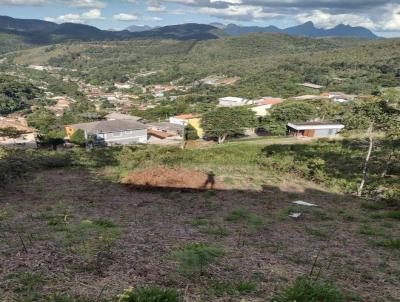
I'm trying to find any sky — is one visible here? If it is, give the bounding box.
[0,0,400,37]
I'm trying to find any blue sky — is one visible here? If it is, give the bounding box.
[1,0,400,36]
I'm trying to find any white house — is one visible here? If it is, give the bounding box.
[287,121,345,138]
[218,97,249,107]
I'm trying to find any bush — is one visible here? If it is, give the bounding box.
[272,277,344,302]
[118,287,181,302]
[70,129,86,146]
[171,243,224,277]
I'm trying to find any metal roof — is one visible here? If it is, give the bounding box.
[68,120,147,134]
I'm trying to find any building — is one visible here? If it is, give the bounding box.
[287,121,344,138]
[105,113,144,122]
[148,122,184,137]
[252,97,284,117]
[65,120,148,146]
[327,92,356,103]
[169,114,204,138]
[290,95,323,101]
[299,82,324,90]
[218,97,249,107]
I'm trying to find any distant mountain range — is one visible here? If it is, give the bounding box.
[223,21,379,39]
[0,16,222,44]
[0,15,379,47]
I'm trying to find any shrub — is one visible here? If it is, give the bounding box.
[70,129,86,146]
[272,277,344,302]
[387,211,400,220]
[171,243,224,277]
[226,208,265,231]
[373,239,400,249]
[118,287,181,302]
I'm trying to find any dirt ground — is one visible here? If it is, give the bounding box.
[0,168,399,301]
[123,167,225,190]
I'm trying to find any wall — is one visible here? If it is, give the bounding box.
[102,129,148,145]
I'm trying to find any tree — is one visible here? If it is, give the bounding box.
[37,130,65,150]
[202,107,256,144]
[184,124,199,141]
[27,109,58,133]
[70,129,86,146]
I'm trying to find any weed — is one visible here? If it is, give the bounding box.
[272,277,344,302]
[226,208,265,231]
[387,211,400,220]
[190,218,209,226]
[357,224,385,236]
[373,239,400,249]
[118,287,181,302]
[210,280,256,296]
[203,226,229,237]
[305,226,330,239]
[171,243,224,277]
[361,202,386,210]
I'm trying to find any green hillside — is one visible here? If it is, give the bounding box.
[7,33,399,97]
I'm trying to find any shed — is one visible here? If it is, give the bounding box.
[287,122,344,138]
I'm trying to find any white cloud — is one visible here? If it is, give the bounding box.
[199,4,280,21]
[65,0,106,9]
[0,0,47,4]
[379,4,400,31]
[113,13,139,21]
[296,10,376,29]
[44,8,104,23]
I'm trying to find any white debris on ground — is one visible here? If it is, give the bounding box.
[289,213,302,218]
[292,200,318,207]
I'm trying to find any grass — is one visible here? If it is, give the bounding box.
[225,208,265,231]
[210,280,256,296]
[118,287,181,302]
[372,239,400,249]
[203,226,230,237]
[272,277,344,302]
[170,243,224,277]
[357,224,385,236]
[387,211,400,220]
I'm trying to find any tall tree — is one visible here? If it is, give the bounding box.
[202,107,256,144]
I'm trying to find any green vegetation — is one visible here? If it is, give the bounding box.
[0,74,42,114]
[118,287,181,302]
[226,208,265,231]
[272,277,344,302]
[202,106,256,143]
[171,243,224,277]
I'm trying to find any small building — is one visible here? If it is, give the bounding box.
[327,92,356,103]
[65,120,148,146]
[252,97,284,117]
[218,97,249,107]
[169,114,204,138]
[287,121,344,138]
[291,95,323,101]
[299,83,324,90]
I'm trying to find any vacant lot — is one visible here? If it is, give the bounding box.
[1,162,399,301]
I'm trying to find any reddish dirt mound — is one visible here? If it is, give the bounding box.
[122,166,223,190]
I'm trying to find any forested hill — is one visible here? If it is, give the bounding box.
[7,32,399,98]
[0,16,222,46]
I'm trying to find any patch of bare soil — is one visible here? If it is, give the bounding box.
[122,166,224,190]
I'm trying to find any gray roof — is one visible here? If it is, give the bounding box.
[105,113,143,121]
[69,120,147,134]
[148,122,184,132]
